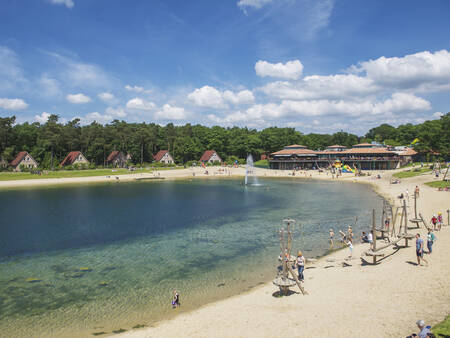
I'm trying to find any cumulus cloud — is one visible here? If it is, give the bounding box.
[188,86,254,108]
[255,60,304,80]
[126,97,156,110]
[0,46,27,92]
[188,85,226,109]
[351,49,450,92]
[105,106,126,118]
[66,93,91,104]
[0,98,29,110]
[223,89,255,104]
[98,92,115,102]
[49,0,74,8]
[433,112,443,118]
[261,74,379,100]
[84,112,113,124]
[39,74,61,97]
[125,84,144,93]
[34,112,51,124]
[155,104,186,120]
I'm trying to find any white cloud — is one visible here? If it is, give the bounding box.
[125,84,144,93]
[433,112,443,118]
[261,74,379,100]
[49,0,74,9]
[0,98,29,110]
[46,52,112,89]
[351,49,450,92]
[223,89,255,104]
[255,60,304,80]
[237,0,273,10]
[34,112,51,124]
[126,97,156,110]
[39,74,61,97]
[66,93,91,104]
[155,104,186,120]
[188,86,255,108]
[84,112,113,124]
[98,92,115,102]
[188,85,226,109]
[0,46,27,92]
[105,106,126,118]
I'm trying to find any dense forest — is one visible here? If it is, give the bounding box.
[0,113,448,169]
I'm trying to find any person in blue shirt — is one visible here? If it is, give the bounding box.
[415,234,428,266]
[427,229,436,254]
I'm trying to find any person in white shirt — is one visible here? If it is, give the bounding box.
[296,251,305,281]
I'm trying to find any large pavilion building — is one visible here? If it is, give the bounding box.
[269,143,413,170]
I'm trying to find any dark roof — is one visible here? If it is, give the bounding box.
[61,151,83,166]
[200,150,221,162]
[353,143,375,148]
[9,151,28,167]
[106,150,122,162]
[153,150,169,162]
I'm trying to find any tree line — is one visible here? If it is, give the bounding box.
[0,113,448,169]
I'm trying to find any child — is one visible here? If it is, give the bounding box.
[329,229,335,247]
[437,212,443,230]
[296,251,305,281]
[346,239,353,258]
[431,215,438,230]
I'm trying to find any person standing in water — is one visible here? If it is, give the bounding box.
[172,289,180,308]
[329,229,335,248]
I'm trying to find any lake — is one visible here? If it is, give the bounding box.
[0,178,382,337]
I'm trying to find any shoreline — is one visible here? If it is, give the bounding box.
[113,169,449,338]
[1,168,448,337]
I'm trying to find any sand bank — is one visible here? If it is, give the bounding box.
[113,171,450,338]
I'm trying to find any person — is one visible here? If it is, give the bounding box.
[415,185,420,198]
[431,215,438,230]
[347,226,354,243]
[172,289,180,308]
[398,193,404,200]
[416,320,431,338]
[427,229,436,254]
[385,217,390,230]
[296,251,305,281]
[406,188,410,201]
[361,231,369,243]
[346,239,353,258]
[329,229,335,247]
[415,234,428,266]
[437,212,443,230]
[367,230,373,245]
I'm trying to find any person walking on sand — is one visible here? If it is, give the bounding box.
[329,229,335,248]
[415,234,428,266]
[415,185,420,198]
[427,229,436,254]
[406,188,409,202]
[431,215,438,230]
[437,212,443,230]
[296,251,305,281]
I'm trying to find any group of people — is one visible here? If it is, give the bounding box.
[329,225,356,258]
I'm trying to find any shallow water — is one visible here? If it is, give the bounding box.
[0,178,382,337]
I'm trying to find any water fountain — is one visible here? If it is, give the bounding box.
[244,154,259,186]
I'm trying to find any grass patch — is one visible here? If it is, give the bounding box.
[0,167,183,181]
[393,168,432,178]
[425,181,450,189]
[112,328,127,333]
[433,314,450,337]
[254,159,269,168]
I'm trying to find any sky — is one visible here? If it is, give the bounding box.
[1,0,449,135]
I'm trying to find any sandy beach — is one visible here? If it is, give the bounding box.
[1,168,449,337]
[102,169,449,338]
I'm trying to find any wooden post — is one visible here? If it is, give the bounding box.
[414,189,418,220]
[372,209,377,264]
[403,199,409,247]
[447,209,450,226]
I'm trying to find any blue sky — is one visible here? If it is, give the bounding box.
[1,0,449,134]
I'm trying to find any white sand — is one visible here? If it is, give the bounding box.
[2,167,449,337]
